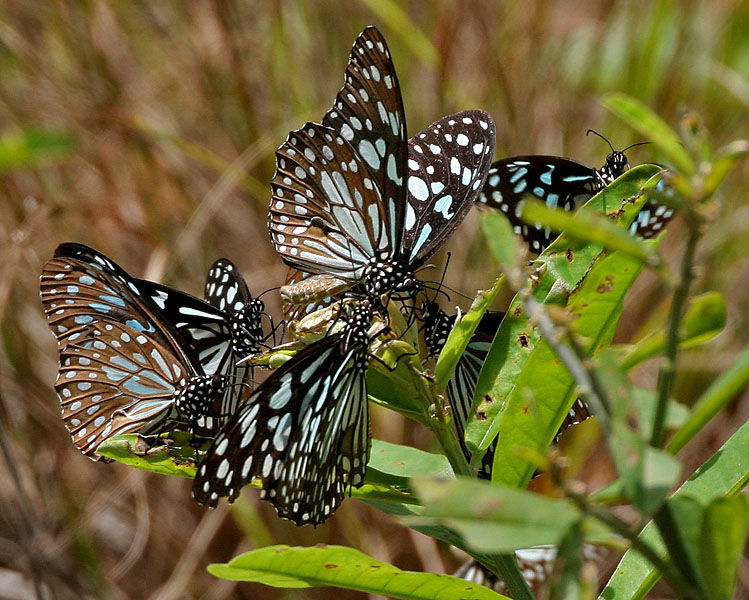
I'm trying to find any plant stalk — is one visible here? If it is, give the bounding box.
[651,223,700,447]
[564,486,701,600]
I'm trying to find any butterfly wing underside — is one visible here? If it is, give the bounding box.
[55,320,188,458]
[193,330,371,526]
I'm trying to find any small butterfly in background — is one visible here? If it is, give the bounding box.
[269,26,496,312]
[41,243,266,457]
[193,300,382,526]
[478,130,674,252]
[454,544,612,597]
[421,301,590,479]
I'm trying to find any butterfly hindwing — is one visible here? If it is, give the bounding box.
[194,303,374,526]
[55,320,205,457]
[403,111,496,265]
[270,122,390,281]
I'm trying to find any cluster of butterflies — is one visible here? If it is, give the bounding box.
[41,26,673,544]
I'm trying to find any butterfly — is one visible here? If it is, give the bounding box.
[41,244,264,456]
[454,544,609,597]
[269,26,496,310]
[193,301,379,526]
[53,320,236,457]
[477,132,674,252]
[421,301,589,479]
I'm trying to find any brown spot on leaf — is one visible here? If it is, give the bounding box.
[605,274,615,281]
[518,334,529,347]
[513,305,523,318]
[596,283,614,293]
[566,248,574,262]
[484,394,494,404]
[522,406,530,415]
[324,564,338,569]
[393,460,405,466]
[477,411,487,421]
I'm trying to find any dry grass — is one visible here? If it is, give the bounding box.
[1,2,748,598]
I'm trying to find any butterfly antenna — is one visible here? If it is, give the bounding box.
[622,141,651,153]
[586,129,615,153]
[422,283,452,303]
[424,280,473,302]
[258,286,282,300]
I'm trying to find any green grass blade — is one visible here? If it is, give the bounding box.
[667,342,749,454]
[617,291,726,371]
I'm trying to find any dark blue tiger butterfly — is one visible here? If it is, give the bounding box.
[421,301,589,479]
[269,26,496,310]
[478,132,674,252]
[454,544,609,597]
[193,300,379,526]
[41,243,264,458]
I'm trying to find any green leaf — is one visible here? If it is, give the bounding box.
[550,521,586,600]
[598,420,749,600]
[658,496,704,590]
[489,248,653,488]
[668,341,749,454]
[602,94,695,175]
[520,200,657,266]
[631,388,690,435]
[96,434,199,478]
[208,544,508,600]
[703,139,749,197]
[481,211,521,273]
[0,128,75,172]
[466,165,660,455]
[699,495,748,600]
[402,477,615,554]
[617,291,726,371]
[434,276,504,395]
[365,440,453,489]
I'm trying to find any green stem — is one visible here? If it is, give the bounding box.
[564,487,701,600]
[651,223,700,447]
[667,341,749,454]
[480,554,535,600]
[427,396,472,478]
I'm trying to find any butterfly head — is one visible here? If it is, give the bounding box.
[363,254,423,301]
[602,151,630,183]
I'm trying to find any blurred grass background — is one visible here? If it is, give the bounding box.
[1,1,748,598]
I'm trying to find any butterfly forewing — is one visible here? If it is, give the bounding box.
[269,122,390,280]
[55,320,189,457]
[204,259,252,313]
[403,110,496,264]
[479,156,601,252]
[322,26,407,245]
